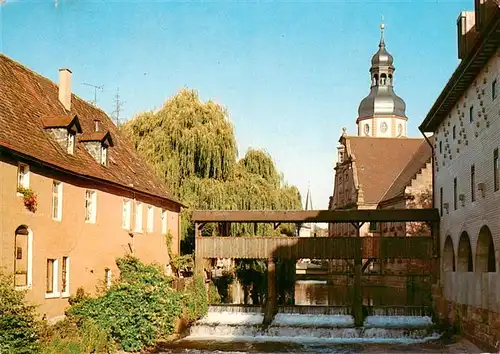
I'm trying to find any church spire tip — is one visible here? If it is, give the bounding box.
[379,22,385,47]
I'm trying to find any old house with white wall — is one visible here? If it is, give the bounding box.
[419,1,500,350]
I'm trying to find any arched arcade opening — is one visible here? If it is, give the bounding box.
[457,231,473,272]
[476,225,496,273]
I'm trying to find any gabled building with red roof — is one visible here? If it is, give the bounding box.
[329,26,433,239]
[0,54,183,320]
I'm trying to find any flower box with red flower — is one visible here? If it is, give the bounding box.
[17,186,38,213]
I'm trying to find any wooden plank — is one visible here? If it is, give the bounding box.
[192,209,440,223]
[196,236,435,260]
[197,236,360,259]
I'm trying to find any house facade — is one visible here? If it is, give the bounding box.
[420,1,500,350]
[0,54,182,320]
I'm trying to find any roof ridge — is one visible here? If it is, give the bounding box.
[0,53,181,206]
[0,53,109,118]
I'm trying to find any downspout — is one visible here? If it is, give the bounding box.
[419,127,435,209]
[419,126,441,264]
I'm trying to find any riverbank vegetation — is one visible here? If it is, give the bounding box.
[1,256,209,353]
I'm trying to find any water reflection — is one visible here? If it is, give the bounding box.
[294,278,431,307]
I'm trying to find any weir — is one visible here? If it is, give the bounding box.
[191,209,441,343]
[184,305,440,344]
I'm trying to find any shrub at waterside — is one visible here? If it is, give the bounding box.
[0,272,40,354]
[66,256,208,352]
[39,318,115,354]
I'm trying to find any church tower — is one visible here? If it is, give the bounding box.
[357,24,408,138]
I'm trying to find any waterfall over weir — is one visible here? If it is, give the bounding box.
[183,305,440,345]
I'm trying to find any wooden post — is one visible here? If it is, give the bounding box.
[352,222,364,327]
[263,257,277,326]
[431,221,440,285]
[194,222,204,278]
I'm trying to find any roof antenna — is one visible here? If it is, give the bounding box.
[111,87,125,127]
[83,83,103,106]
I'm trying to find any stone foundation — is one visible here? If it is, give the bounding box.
[433,285,500,352]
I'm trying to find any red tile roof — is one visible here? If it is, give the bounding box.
[379,139,432,203]
[0,54,180,206]
[79,131,113,145]
[346,136,424,204]
[41,115,81,131]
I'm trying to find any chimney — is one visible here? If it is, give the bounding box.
[58,68,72,111]
[457,11,477,60]
[94,119,101,132]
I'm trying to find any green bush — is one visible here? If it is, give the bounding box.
[183,276,208,322]
[40,318,115,354]
[208,281,222,304]
[0,271,40,354]
[67,256,193,352]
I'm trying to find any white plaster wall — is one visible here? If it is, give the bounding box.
[443,272,500,312]
[434,51,500,311]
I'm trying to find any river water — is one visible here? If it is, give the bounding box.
[155,280,457,353]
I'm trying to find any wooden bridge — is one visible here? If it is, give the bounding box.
[192,208,440,326]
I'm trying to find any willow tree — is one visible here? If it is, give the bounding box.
[122,89,237,196]
[123,89,302,303]
[123,88,301,239]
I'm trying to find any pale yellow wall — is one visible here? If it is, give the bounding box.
[0,156,180,320]
[434,50,500,312]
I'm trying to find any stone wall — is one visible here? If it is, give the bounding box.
[433,279,500,351]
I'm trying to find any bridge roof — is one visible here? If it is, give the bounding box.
[192,209,440,223]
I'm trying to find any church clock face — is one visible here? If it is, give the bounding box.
[380,122,388,133]
[364,124,370,136]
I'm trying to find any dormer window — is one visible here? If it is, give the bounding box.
[67,132,75,154]
[79,126,113,166]
[101,145,108,166]
[42,114,82,155]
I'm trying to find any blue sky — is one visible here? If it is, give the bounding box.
[1,0,471,209]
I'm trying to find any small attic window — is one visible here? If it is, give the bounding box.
[79,129,113,166]
[67,132,75,154]
[101,145,108,166]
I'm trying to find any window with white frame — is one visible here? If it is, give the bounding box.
[122,199,131,230]
[61,256,70,296]
[46,258,59,297]
[134,202,143,232]
[161,209,167,235]
[85,190,97,223]
[67,132,75,154]
[147,206,154,232]
[52,181,63,221]
[105,268,112,289]
[101,146,108,166]
[17,163,29,189]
